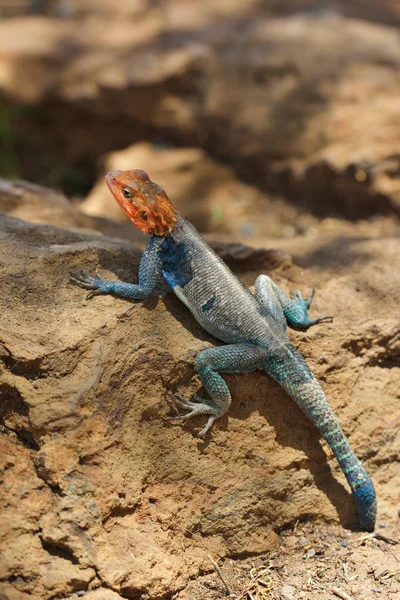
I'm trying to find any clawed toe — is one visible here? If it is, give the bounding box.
[86,289,103,299]
[291,289,304,303]
[70,270,99,288]
[172,395,197,411]
[168,393,219,435]
[70,270,106,297]
[306,287,315,307]
[314,315,333,324]
[290,287,315,309]
[198,415,217,438]
[168,410,197,422]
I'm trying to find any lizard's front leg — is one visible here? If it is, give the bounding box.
[171,343,266,437]
[70,236,165,301]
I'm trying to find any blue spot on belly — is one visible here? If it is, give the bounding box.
[161,237,194,289]
[201,294,216,312]
[162,270,177,288]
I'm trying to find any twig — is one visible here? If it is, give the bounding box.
[358,532,399,545]
[332,587,354,600]
[342,562,349,583]
[209,555,231,596]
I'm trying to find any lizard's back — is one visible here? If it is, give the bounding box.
[161,216,282,347]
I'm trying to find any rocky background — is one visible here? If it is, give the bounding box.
[0,2,399,600]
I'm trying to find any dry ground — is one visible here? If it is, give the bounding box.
[176,520,400,600]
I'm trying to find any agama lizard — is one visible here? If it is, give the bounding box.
[71,169,377,532]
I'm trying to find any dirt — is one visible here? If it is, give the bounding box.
[176,521,400,600]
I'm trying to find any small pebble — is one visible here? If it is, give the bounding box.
[341,540,350,547]
[284,535,299,548]
[304,548,316,559]
[378,522,386,528]
[280,584,297,600]
[374,567,389,580]
[299,536,309,545]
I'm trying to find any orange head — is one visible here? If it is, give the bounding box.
[105,169,177,236]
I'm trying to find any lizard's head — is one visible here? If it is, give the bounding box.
[105,169,177,236]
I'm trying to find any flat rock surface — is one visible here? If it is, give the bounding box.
[0,201,398,599]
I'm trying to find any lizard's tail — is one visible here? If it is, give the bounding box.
[265,344,377,532]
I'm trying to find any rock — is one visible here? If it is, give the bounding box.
[83,142,395,240]
[0,178,85,229]
[283,535,299,549]
[82,590,125,600]
[5,0,400,27]
[0,209,399,599]
[374,567,389,580]
[81,142,271,235]
[0,176,147,244]
[280,584,297,600]
[207,241,291,273]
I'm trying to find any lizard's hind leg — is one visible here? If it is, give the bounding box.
[255,274,332,331]
[170,344,266,437]
[255,274,287,330]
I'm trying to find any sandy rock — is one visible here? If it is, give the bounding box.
[82,142,270,235]
[83,142,391,240]
[83,590,125,600]
[0,178,84,229]
[0,212,399,599]
[82,142,399,240]
[5,0,400,26]
[0,176,150,244]
[209,241,291,273]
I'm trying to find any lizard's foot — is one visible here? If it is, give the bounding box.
[292,287,315,308]
[288,288,333,330]
[169,394,222,438]
[70,270,109,298]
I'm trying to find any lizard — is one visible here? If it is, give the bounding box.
[71,168,377,532]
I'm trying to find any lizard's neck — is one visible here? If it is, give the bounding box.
[162,213,190,239]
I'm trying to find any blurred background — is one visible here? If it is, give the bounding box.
[0,0,399,241]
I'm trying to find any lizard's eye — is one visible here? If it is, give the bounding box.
[141,211,148,221]
[122,187,133,199]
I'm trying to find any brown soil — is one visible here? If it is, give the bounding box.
[176,521,400,600]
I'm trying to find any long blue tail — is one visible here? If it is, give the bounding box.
[265,344,377,531]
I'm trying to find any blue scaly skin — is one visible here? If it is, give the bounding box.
[71,169,377,532]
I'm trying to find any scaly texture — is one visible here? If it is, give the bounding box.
[72,169,377,532]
